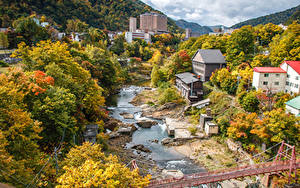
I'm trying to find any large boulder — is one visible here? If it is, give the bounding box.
[109,132,121,139]
[120,112,134,119]
[161,138,173,145]
[117,127,132,135]
[131,144,151,153]
[136,120,158,128]
[158,103,178,111]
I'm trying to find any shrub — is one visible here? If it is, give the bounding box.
[188,126,197,136]
[240,91,259,112]
[158,87,181,105]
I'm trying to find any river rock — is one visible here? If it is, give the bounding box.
[120,112,134,119]
[131,144,151,153]
[161,138,173,145]
[149,139,159,143]
[117,127,132,135]
[144,87,152,90]
[109,132,121,139]
[136,120,158,128]
[158,102,178,111]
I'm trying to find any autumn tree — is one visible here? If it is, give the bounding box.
[12,40,106,133]
[251,109,300,146]
[57,143,151,187]
[228,112,259,146]
[254,23,283,46]
[269,22,300,66]
[210,68,237,94]
[0,74,46,186]
[226,26,255,69]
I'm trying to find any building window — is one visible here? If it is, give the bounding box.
[287,74,290,78]
[274,82,279,86]
[276,74,280,77]
[296,76,299,80]
[264,73,269,77]
[286,81,289,86]
[295,84,299,88]
[263,81,268,85]
[290,83,293,87]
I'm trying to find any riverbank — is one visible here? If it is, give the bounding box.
[131,88,252,171]
[105,117,160,176]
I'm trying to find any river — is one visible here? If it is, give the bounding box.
[108,86,206,174]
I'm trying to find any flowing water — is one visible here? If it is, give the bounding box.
[108,86,206,174]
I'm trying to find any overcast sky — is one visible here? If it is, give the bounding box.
[141,0,299,26]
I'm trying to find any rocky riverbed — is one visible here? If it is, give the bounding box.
[106,86,206,177]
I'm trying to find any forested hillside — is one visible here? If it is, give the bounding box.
[175,19,212,34]
[232,4,300,28]
[0,0,181,32]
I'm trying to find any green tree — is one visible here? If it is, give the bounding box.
[13,16,49,45]
[239,91,259,112]
[110,35,125,55]
[151,65,161,87]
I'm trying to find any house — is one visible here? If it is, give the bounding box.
[285,96,300,117]
[252,67,287,93]
[280,61,300,94]
[175,72,203,103]
[205,121,218,136]
[192,49,226,81]
[199,113,213,131]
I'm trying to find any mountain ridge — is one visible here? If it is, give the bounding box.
[0,0,182,32]
[231,4,300,28]
[175,19,212,35]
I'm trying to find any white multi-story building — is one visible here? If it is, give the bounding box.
[252,67,287,93]
[280,61,300,94]
[125,31,151,43]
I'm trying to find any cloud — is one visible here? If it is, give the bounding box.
[141,0,300,26]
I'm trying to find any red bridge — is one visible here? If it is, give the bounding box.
[147,141,299,188]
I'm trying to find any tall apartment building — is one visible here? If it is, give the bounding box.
[129,17,137,32]
[185,28,192,39]
[140,12,167,33]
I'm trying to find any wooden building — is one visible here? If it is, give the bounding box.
[192,49,226,81]
[175,72,203,103]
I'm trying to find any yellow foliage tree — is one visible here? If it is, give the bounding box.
[57,143,151,188]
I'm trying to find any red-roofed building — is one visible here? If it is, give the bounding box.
[252,67,287,93]
[280,61,300,94]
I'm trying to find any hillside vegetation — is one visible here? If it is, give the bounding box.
[0,0,181,32]
[232,4,300,28]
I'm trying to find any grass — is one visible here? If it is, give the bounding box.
[191,137,239,171]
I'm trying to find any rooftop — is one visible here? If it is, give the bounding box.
[283,61,300,74]
[192,49,225,64]
[175,72,199,84]
[253,67,286,73]
[285,96,300,110]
